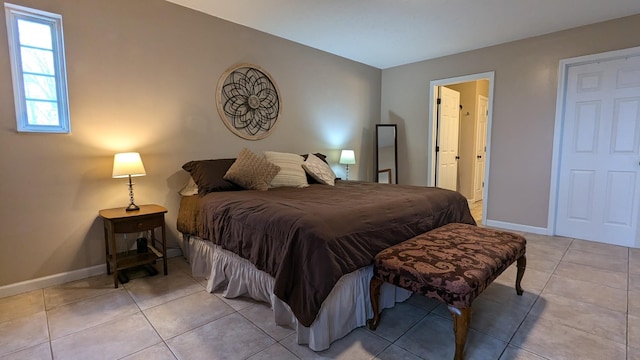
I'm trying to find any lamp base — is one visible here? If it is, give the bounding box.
[125,203,140,211]
[125,175,140,211]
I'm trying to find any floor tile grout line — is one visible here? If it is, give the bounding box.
[372,342,393,360]
[160,305,240,343]
[42,286,55,360]
[559,257,629,276]
[498,236,573,359]
[235,303,292,357]
[49,284,155,358]
[43,281,122,311]
[277,333,305,359]
[556,258,630,275]
[524,270,630,349]
[124,283,177,360]
[389,301,432,335]
[273,337,303,360]
[548,269,629,293]
[549,237,630,296]
[128,282,206,313]
[384,300,516,359]
[161,310,244,359]
[552,237,575,274]
[524,307,629,348]
[367,337,393,360]
[329,296,430,358]
[121,276,207,312]
[388,305,444,360]
[0,289,53,359]
[46,308,149,359]
[523,237,629,356]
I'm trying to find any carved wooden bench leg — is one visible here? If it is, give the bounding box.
[515,255,526,296]
[448,306,471,360]
[368,277,383,330]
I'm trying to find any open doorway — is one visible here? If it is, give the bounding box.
[428,72,495,225]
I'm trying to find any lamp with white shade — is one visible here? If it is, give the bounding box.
[112,152,146,211]
[339,149,356,180]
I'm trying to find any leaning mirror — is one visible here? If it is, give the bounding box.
[375,124,398,184]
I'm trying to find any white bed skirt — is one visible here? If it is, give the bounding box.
[180,234,412,351]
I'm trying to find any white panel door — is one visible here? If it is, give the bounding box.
[437,86,460,191]
[474,95,488,201]
[556,55,640,247]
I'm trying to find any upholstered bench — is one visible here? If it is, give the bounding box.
[368,223,526,360]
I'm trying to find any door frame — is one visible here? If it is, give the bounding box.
[548,45,640,236]
[474,94,489,202]
[428,71,495,225]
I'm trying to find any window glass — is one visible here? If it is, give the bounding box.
[21,47,55,75]
[23,74,57,100]
[17,19,53,49]
[26,100,59,125]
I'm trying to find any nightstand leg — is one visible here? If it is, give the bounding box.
[161,223,168,275]
[103,226,110,275]
[109,231,118,288]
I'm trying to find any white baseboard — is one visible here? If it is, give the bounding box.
[0,248,183,299]
[0,264,106,299]
[484,220,549,235]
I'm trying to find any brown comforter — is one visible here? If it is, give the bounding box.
[177,181,475,327]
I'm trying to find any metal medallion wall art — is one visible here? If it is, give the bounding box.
[216,63,281,140]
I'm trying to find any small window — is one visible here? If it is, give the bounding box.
[5,3,70,133]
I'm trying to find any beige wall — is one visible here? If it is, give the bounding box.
[381,14,640,229]
[0,0,381,286]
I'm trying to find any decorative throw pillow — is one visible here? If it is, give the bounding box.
[264,151,309,188]
[178,176,199,196]
[223,148,281,191]
[302,153,336,186]
[182,158,243,194]
[301,153,329,183]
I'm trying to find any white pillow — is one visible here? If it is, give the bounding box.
[302,153,336,186]
[264,151,309,188]
[179,176,199,196]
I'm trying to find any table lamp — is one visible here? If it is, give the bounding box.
[112,152,146,211]
[339,149,356,180]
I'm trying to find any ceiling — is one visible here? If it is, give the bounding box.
[166,0,640,69]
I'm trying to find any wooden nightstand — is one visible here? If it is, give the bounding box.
[99,204,168,288]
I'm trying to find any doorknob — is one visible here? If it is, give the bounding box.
[477,155,482,159]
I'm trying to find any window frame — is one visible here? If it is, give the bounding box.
[5,2,71,133]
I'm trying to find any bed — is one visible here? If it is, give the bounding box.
[176,165,475,350]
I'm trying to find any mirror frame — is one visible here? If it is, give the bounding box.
[375,124,398,184]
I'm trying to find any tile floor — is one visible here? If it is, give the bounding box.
[1,233,639,360]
